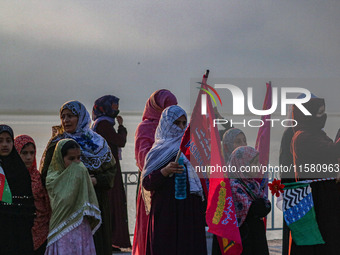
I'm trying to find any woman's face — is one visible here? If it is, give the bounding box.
[316,105,325,117]
[173,115,187,130]
[20,143,35,169]
[60,109,79,134]
[63,148,81,168]
[233,133,247,150]
[0,132,13,157]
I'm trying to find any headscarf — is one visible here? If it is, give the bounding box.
[141,105,203,214]
[14,135,37,174]
[222,128,245,162]
[135,89,178,170]
[0,125,33,202]
[91,95,122,159]
[0,125,35,255]
[229,146,267,226]
[46,139,101,247]
[292,98,326,133]
[91,95,120,131]
[45,100,112,172]
[14,135,51,250]
[285,93,318,128]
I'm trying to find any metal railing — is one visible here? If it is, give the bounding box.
[121,170,283,232]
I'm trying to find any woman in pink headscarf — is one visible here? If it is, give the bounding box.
[132,89,177,255]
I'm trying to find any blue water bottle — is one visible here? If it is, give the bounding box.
[175,157,187,200]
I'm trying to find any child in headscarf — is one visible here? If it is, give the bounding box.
[0,125,35,255]
[14,135,51,255]
[229,146,271,255]
[212,128,247,255]
[142,105,206,255]
[222,128,247,163]
[45,139,101,255]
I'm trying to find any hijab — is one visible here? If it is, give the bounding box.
[46,139,101,247]
[91,95,120,131]
[0,125,33,201]
[44,100,113,172]
[292,98,326,133]
[14,134,51,250]
[229,146,266,226]
[222,128,245,162]
[142,105,203,214]
[135,89,178,170]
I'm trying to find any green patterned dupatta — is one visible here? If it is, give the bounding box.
[46,139,101,246]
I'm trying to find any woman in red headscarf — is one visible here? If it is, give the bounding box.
[14,135,51,255]
[132,89,177,255]
[290,97,340,254]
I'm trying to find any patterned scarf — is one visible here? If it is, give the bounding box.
[229,146,267,226]
[51,100,112,171]
[91,95,122,159]
[142,105,203,214]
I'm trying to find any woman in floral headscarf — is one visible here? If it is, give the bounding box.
[229,146,271,255]
[14,135,51,255]
[133,89,177,255]
[142,105,206,255]
[91,95,131,250]
[40,100,116,255]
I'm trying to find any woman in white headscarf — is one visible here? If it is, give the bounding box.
[142,105,206,255]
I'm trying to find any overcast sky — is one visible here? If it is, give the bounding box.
[1,0,340,113]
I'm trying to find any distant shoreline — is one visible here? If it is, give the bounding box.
[0,110,145,116]
[2,110,340,117]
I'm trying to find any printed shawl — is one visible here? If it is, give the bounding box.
[46,139,101,246]
[42,100,112,172]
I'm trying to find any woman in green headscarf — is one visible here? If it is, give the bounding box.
[45,139,101,255]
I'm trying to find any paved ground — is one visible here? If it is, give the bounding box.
[112,239,283,255]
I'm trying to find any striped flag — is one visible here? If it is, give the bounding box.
[0,165,12,203]
[283,182,324,245]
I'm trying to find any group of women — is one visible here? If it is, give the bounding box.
[0,96,131,255]
[132,90,340,255]
[1,89,340,255]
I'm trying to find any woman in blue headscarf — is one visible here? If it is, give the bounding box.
[40,100,116,255]
[91,95,131,251]
[142,105,206,255]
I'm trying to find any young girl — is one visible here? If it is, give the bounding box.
[229,146,271,255]
[45,139,102,255]
[222,128,247,163]
[0,125,35,255]
[213,128,248,255]
[14,135,51,255]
